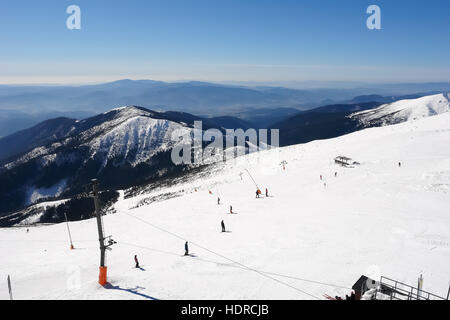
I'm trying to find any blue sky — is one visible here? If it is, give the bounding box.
[0,0,449,84]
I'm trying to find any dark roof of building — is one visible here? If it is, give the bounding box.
[352,275,369,291]
[335,156,352,161]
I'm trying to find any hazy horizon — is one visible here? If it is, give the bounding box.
[1,78,450,90]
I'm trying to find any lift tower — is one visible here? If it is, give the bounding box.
[91,179,115,285]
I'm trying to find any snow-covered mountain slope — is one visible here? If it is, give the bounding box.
[350,93,449,127]
[88,114,191,169]
[0,103,273,218]
[4,106,192,170]
[1,198,71,227]
[0,106,197,215]
[1,112,449,300]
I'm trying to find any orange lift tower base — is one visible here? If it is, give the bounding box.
[99,266,108,286]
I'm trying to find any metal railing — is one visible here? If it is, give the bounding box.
[376,276,446,301]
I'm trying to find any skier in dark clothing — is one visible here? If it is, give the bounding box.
[256,190,259,198]
[184,241,189,256]
[134,255,140,268]
[230,205,233,214]
[265,188,268,197]
[217,197,220,205]
[221,220,226,232]
[398,162,402,167]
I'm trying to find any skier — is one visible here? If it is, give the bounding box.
[256,190,260,198]
[221,220,226,232]
[26,228,29,233]
[320,175,323,180]
[217,197,220,205]
[265,188,268,197]
[398,162,402,168]
[334,172,337,178]
[230,205,233,214]
[134,255,140,268]
[184,241,189,256]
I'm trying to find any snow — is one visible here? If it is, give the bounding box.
[1,112,450,300]
[26,179,67,206]
[0,198,70,229]
[16,212,46,226]
[1,106,197,201]
[107,106,129,113]
[89,115,192,168]
[350,93,449,126]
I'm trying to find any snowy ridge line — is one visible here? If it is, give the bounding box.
[120,210,322,299]
[119,240,352,290]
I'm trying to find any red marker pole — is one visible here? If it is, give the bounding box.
[64,212,74,250]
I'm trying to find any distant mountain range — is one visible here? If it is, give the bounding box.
[0,108,269,163]
[1,79,449,137]
[271,102,381,146]
[0,109,95,138]
[347,92,444,104]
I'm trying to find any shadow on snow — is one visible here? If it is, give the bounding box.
[103,282,159,300]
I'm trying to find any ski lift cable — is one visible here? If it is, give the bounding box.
[261,271,352,290]
[123,211,320,299]
[2,223,345,293]
[0,239,97,243]
[120,239,351,290]
[121,210,322,300]
[244,169,259,189]
[120,241,182,257]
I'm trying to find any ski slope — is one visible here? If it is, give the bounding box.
[1,112,450,300]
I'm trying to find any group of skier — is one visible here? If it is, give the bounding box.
[134,241,191,267]
[320,172,338,181]
[319,171,341,188]
[255,188,269,198]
